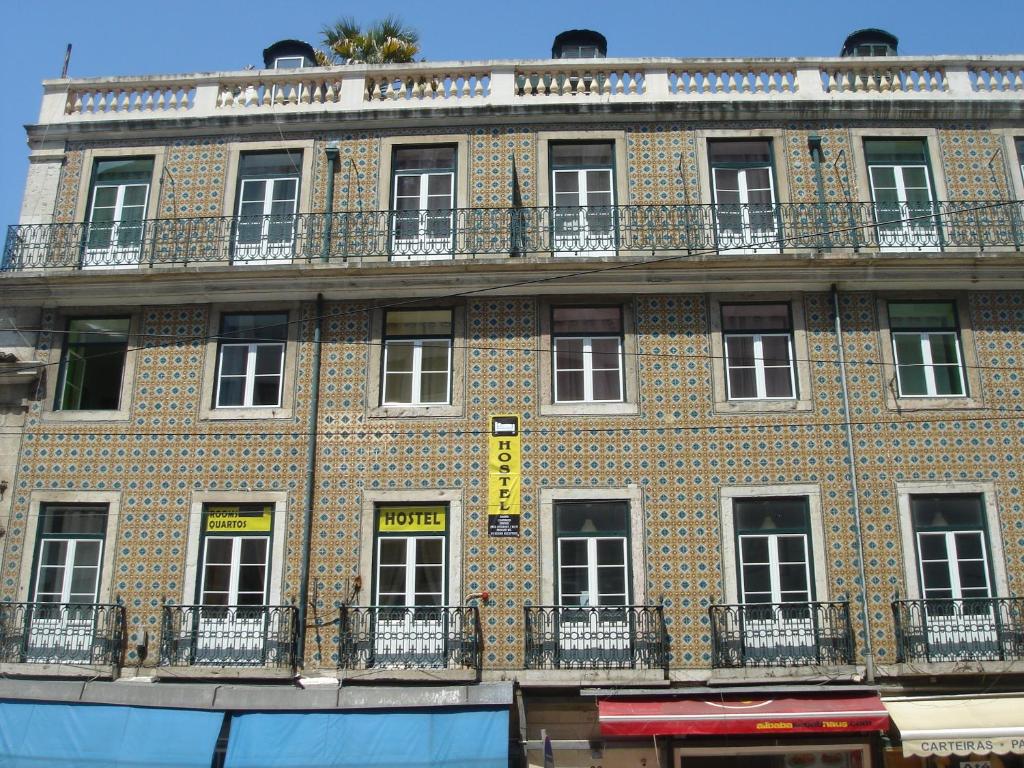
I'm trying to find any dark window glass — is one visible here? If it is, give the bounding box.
[219,313,289,341]
[864,139,929,165]
[555,501,629,534]
[722,304,791,332]
[552,306,622,334]
[911,494,985,529]
[735,497,809,531]
[39,504,108,536]
[94,158,154,184]
[393,146,456,172]
[239,151,302,178]
[550,142,614,167]
[708,140,773,165]
[57,318,130,410]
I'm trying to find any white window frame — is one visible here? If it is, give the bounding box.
[557,534,629,608]
[33,538,104,604]
[916,529,992,603]
[199,534,271,606]
[214,314,288,409]
[390,166,456,260]
[710,164,779,253]
[888,301,966,399]
[552,334,624,404]
[84,179,151,269]
[737,532,812,605]
[723,330,796,401]
[550,164,616,257]
[867,162,940,251]
[381,310,453,407]
[375,534,446,607]
[233,173,300,263]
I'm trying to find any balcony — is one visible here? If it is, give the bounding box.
[338,605,481,672]
[893,597,1024,663]
[523,605,668,670]
[4,201,1021,272]
[158,604,298,673]
[34,57,1024,129]
[709,601,855,668]
[0,601,125,670]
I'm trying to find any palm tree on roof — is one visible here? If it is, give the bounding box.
[319,15,420,65]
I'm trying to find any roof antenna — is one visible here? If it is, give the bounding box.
[60,44,72,78]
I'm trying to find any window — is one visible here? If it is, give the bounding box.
[555,501,630,608]
[888,301,965,397]
[390,146,456,260]
[733,498,813,606]
[84,158,153,268]
[864,139,940,250]
[55,318,130,411]
[26,504,109,663]
[907,493,1001,660]
[198,505,272,608]
[214,313,288,408]
[708,140,779,252]
[550,142,616,256]
[31,504,108,607]
[552,306,624,403]
[722,304,795,400]
[1016,138,1024,189]
[381,310,452,406]
[233,151,301,262]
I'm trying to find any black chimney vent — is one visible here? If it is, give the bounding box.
[840,29,899,57]
[552,30,607,59]
[262,39,318,69]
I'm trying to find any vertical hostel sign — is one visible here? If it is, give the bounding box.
[488,415,521,537]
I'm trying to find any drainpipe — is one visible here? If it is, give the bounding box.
[809,136,831,251]
[322,143,339,262]
[297,293,324,667]
[831,283,875,683]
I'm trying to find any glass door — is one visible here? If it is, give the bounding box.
[550,143,616,256]
[196,535,270,664]
[374,535,446,666]
[865,139,940,251]
[84,158,153,268]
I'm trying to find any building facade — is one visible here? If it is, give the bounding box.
[1,30,1023,768]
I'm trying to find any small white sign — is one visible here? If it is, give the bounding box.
[962,761,991,768]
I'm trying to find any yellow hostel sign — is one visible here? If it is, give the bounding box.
[378,505,447,533]
[204,505,273,533]
[488,414,521,537]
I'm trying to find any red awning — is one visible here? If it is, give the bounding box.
[599,694,890,738]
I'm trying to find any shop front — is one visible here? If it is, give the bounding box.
[598,690,890,768]
[883,695,1024,768]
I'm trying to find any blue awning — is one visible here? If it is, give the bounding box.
[0,701,224,768]
[225,707,509,768]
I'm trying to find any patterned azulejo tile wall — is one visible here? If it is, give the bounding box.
[8,291,1023,669]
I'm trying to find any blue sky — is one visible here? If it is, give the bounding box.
[1,0,1020,227]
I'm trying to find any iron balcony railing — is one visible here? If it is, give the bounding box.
[0,601,126,667]
[892,596,1024,663]
[338,605,482,671]
[159,604,298,669]
[4,200,1022,271]
[523,605,669,670]
[709,600,855,668]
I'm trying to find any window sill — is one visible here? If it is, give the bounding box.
[539,401,639,417]
[714,398,813,414]
[888,395,984,411]
[367,403,463,418]
[201,407,295,421]
[42,408,131,422]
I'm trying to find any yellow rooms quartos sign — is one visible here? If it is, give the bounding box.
[488,415,521,537]
[204,505,273,533]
